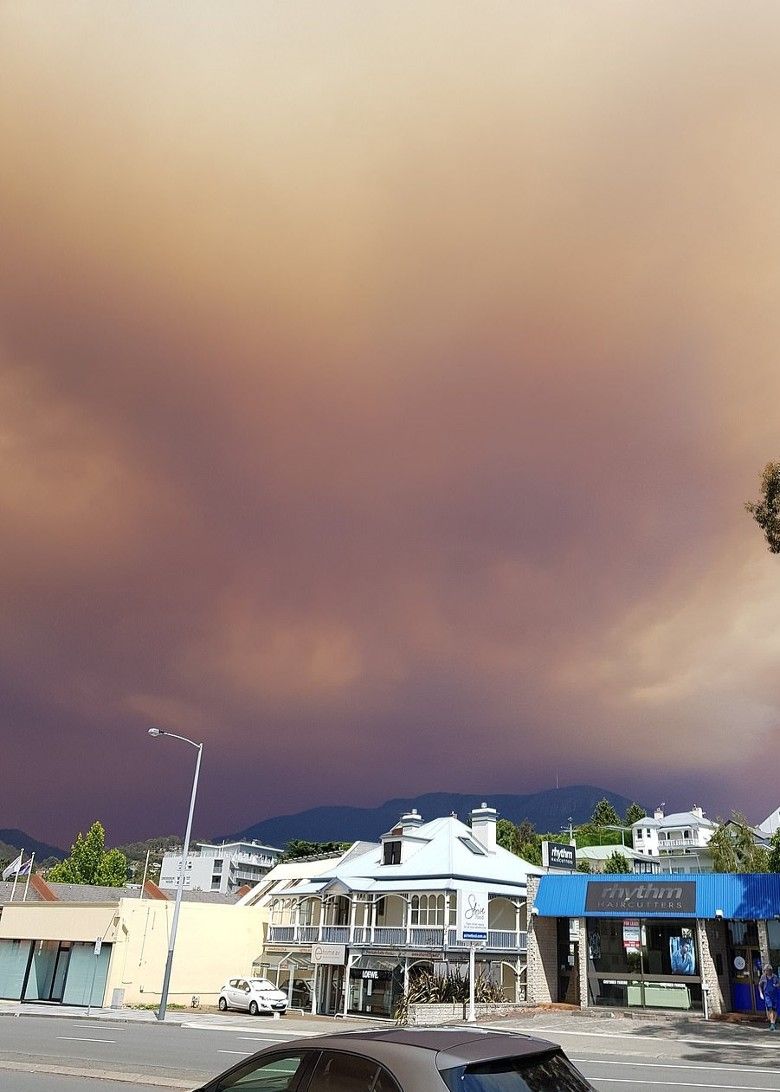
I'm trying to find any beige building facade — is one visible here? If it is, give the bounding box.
[0,879,266,1009]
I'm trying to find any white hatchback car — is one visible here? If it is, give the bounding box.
[218,977,288,1016]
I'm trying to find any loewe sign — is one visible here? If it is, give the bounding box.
[585,881,696,914]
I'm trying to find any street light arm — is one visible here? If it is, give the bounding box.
[148,727,202,751]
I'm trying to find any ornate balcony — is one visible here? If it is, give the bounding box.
[266,923,527,952]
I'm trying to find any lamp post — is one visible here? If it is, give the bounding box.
[147,726,203,1021]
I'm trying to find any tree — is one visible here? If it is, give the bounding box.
[575,821,622,849]
[47,822,127,886]
[603,851,630,873]
[496,819,520,855]
[516,819,537,846]
[591,799,621,828]
[518,837,543,867]
[746,462,780,553]
[281,840,350,861]
[624,803,646,826]
[576,860,593,873]
[709,814,768,873]
[768,830,780,873]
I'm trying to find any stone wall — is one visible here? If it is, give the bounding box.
[407,1001,521,1025]
[696,919,722,1015]
[526,875,559,1005]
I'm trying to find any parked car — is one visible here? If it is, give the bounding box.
[217,977,288,1016]
[193,1026,596,1090]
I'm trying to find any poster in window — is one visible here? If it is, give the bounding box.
[669,929,696,975]
[622,919,641,950]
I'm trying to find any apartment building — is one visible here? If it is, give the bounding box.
[160,840,283,895]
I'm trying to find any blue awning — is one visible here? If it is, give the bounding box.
[535,873,780,920]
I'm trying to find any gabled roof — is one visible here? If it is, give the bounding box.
[656,811,716,829]
[758,807,780,836]
[248,814,540,901]
[576,844,648,861]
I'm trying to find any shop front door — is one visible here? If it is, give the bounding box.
[730,947,763,1013]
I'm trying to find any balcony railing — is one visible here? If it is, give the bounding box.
[266,924,527,952]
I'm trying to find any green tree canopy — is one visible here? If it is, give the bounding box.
[603,851,631,874]
[624,803,647,826]
[574,822,623,849]
[767,830,780,873]
[518,837,543,866]
[746,462,780,553]
[496,819,520,855]
[709,814,768,873]
[516,819,537,846]
[591,799,621,828]
[281,840,350,861]
[47,822,127,887]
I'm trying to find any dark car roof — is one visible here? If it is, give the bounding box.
[279,1026,558,1069]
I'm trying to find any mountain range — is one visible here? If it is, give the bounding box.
[223,785,641,847]
[2,786,642,861]
[0,828,65,862]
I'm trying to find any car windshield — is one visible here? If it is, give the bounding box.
[249,979,277,991]
[441,1050,593,1092]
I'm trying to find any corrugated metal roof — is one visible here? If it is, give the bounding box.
[535,873,780,920]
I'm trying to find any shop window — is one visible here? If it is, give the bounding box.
[586,917,702,1011]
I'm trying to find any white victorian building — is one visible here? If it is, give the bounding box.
[240,804,539,1018]
[631,805,717,872]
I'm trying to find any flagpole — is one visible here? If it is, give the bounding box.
[23,853,35,901]
[10,850,23,903]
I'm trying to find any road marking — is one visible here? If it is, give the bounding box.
[218,1049,253,1056]
[237,1036,284,1042]
[586,1081,774,1090]
[504,1024,774,1050]
[56,1036,116,1044]
[573,1057,780,1076]
[181,1021,322,1036]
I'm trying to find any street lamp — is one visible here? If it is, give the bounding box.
[147,726,203,1021]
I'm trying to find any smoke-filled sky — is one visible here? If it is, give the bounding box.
[2,2,780,848]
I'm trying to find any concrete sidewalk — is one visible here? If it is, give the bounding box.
[489,1004,780,1044]
[0,1000,379,1033]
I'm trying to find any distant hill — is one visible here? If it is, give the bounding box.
[0,829,65,862]
[223,785,642,847]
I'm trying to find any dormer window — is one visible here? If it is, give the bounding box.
[383,840,402,865]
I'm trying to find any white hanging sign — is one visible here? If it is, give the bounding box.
[456,886,488,944]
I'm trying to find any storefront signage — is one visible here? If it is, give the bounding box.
[585,881,696,914]
[311,943,346,965]
[354,969,392,981]
[456,886,488,943]
[542,840,576,870]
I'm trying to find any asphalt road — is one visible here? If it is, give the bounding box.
[3,1010,780,1090]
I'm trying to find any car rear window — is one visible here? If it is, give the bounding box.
[441,1050,593,1092]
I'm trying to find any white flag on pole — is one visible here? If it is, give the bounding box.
[2,853,23,880]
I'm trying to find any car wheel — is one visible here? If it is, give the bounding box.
[249,1000,259,1016]
[218,997,228,1011]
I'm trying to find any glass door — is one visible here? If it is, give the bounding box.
[730,946,763,1013]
